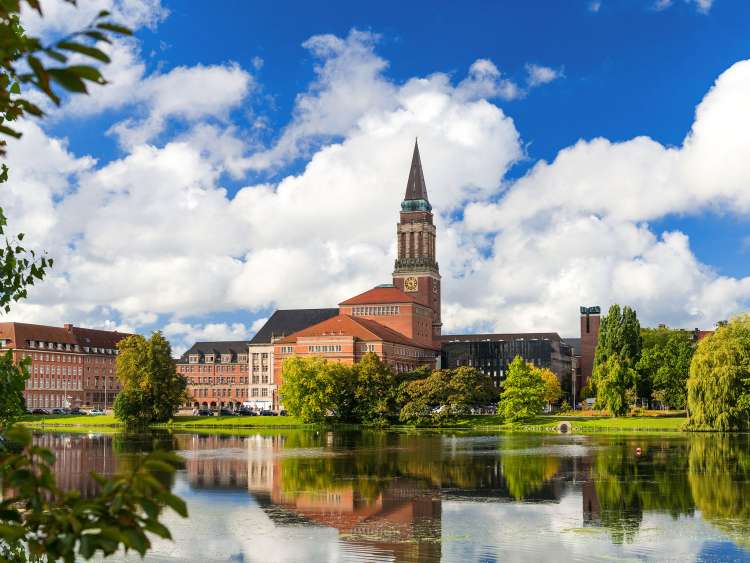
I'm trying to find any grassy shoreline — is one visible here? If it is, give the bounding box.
[19,413,689,433]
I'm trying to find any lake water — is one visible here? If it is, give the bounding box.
[34,429,750,562]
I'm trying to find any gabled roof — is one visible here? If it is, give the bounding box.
[179,341,250,363]
[339,286,419,306]
[277,314,439,350]
[404,139,429,202]
[70,326,131,348]
[249,308,339,344]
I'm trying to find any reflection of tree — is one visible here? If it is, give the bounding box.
[502,454,560,501]
[689,434,750,549]
[591,438,694,544]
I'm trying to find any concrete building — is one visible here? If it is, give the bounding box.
[0,322,131,410]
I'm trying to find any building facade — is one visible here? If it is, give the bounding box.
[248,308,339,411]
[178,341,250,410]
[0,322,131,410]
[440,332,575,388]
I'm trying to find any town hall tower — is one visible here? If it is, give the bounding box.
[392,140,442,342]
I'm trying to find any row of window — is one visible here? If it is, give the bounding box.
[191,388,248,398]
[279,346,294,354]
[27,340,117,355]
[187,353,251,364]
[186,376,250,385]
[351,306,400,316]
[307,345,342,353]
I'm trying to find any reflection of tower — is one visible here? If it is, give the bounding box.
[579,306,601,392]
[580,456,601,526]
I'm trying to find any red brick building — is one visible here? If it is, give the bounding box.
[176,341,250,411]
[0,322,131,410]
[274,141,441,384]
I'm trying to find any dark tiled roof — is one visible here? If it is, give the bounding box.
[441,332,563,343]
[70,326,131,348]
[179,341,250,363]
[0,322,131,351]
[249,308,339,344]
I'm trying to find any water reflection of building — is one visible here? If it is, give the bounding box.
[175,434,249,491]
[33,433,118,497]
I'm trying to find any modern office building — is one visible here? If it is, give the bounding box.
[440,332,575,388]
[0,322,131,409]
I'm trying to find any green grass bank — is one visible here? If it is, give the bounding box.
[19,413,688,433]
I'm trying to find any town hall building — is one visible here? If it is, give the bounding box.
[273,141,442,389]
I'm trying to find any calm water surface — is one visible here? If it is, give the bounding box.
[35,430,750,562]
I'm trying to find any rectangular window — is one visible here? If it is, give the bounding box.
[251,388,259,397]
[261,388,268,397]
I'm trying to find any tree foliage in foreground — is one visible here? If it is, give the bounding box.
[0,427,186,562]
[498,356,545,422]
[0,0,131,312]
[591,304,642,398]
[114,332,187,426]
[687,315,750,431]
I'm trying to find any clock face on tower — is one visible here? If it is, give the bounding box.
[404,276,418,292]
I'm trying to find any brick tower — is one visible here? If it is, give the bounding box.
[392,140,442,343]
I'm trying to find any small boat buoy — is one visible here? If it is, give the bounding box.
[636,447,642,456]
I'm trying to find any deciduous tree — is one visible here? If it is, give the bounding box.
[498,356,545,422]
[113,332,186,426]
[539,367,562,408]
[687,315,750,431]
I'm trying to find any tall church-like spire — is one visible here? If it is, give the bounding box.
[402,139,432,212]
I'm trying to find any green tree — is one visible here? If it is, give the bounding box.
[539,367,562,408]
[0,349,28,430]
[591,304,641,401]
[687,315,750,431]
[637,330,693,409]
[353,352,397,424]
[279,356,357,423]
[595,355,636,416]
[399,366,496,425]
[0,1,132,312]
[113,332,186,426]
[498,356,545,422]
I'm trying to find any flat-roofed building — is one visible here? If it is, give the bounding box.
[440,332,574,391]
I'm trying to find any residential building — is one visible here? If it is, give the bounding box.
[440,332,575,389]
[0,322,131,409]
[178,341,250,410]
[248,308,338,411]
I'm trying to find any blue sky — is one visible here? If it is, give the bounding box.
[7,0,750,350]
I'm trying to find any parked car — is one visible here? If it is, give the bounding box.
[31,408,49,415]
[88,409,105,416]
[69,407,82,415]
[218,408,236,416]
[259,410,277,417]
[51,408,65,415]
[279,410,288,416]
[237,408,257,416]
[196,409,213,416]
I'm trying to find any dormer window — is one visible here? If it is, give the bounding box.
[221,353,231,364]
[204,354,214,364]
[29,340,35,348]
[238,354,248,363]
[189,354,199,364]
